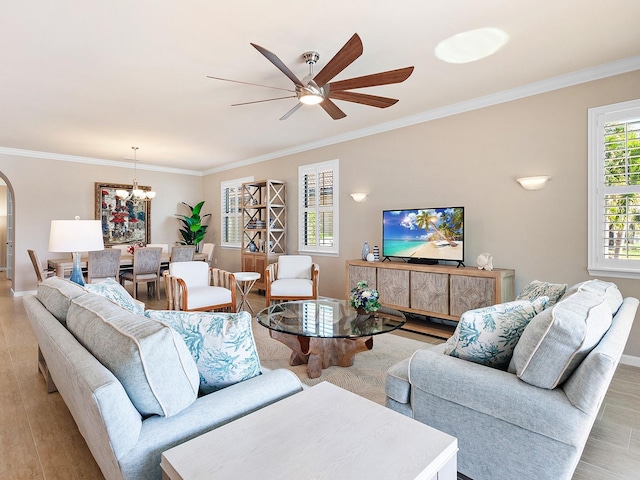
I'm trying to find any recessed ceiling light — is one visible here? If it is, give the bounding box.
[435,27,509,64]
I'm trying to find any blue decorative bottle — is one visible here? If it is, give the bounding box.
[361,242,370,260]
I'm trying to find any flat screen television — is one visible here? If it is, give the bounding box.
[382,207,464,265]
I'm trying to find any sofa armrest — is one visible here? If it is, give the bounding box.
[408,349,591,445]
[117,368,303,479]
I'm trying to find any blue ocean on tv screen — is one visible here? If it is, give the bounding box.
[382,207,464,261]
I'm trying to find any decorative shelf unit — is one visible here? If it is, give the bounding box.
[346,260,515,338]
[241,180,286,290]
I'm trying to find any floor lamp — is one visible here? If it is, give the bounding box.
[48,217,104,286]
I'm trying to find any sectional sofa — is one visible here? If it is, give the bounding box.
[23,277,303,480]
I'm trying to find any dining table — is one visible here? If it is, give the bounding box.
[47,251,207,278]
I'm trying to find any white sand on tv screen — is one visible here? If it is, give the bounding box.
[409,241,464,261]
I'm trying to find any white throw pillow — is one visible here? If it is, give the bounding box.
[444,297,549,370]
[146,310,262,394]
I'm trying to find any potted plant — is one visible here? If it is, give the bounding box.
[176,201,211,249]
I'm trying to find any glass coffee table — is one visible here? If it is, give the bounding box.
[256,298,406,378]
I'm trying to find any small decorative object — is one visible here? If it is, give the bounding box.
[349,281,381,314]
[249,241,257,252]
[476,252,494,271]
[127,242,145,254]
[361,241,370,260]
[366,253,375,262]
[373,245,380,261]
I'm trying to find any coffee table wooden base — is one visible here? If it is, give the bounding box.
[269,330,374,378]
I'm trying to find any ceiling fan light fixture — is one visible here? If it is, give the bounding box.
[299,93,324,105]
[435,27,509,64]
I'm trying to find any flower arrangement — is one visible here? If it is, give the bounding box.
[126,242,145,254]
[349,281,381,313]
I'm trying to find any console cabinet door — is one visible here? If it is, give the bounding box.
[449,276,495,317]
[377,268,410,308]
[348,265,377,292]
[410,271,449,315]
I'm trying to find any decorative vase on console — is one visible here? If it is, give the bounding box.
[361,242,370,260]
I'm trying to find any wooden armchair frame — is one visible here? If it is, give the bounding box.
[164,267,237,313]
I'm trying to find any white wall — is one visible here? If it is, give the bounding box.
[0,154,205,293]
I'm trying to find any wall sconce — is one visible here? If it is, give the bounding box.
[516,176,551,191]
[350,193,368,203]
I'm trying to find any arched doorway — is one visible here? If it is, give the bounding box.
[0,172,15,291]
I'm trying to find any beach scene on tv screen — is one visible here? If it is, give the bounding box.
[383,208,464,261]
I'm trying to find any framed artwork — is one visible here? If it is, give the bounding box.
[95,182,151,246]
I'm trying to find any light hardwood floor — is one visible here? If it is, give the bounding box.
[1,272,639,479]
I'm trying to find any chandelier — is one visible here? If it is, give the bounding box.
[116,147,156,204]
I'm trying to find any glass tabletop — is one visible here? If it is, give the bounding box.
[256,298,406,339]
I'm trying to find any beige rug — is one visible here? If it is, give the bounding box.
[252,318,439,405]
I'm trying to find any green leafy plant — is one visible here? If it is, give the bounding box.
[176,201,211,246]
[349,281,381,313]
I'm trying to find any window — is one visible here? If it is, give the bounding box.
[221,176,253,248]
[298,159,339,255]
[588,99,640,278]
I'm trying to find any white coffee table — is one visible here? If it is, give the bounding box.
[233,271,261,314]
[161,382,458,480]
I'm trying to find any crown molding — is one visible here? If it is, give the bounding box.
[0,147,202,176]
[206,54,640,174]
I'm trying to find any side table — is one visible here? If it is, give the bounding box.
[233,271,261,314]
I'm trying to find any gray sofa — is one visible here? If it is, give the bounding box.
[386,282,638,480]
[23,277,303,480]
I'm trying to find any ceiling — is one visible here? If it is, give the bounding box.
[2,0,640,173]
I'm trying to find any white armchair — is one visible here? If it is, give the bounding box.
[165,261,236,312]
[265,255,319,306]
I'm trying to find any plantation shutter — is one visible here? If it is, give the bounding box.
[602,117,640,260]
[221,177,252,248]
[299,160,339,254]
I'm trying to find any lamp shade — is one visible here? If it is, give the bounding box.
[49,219,104,253]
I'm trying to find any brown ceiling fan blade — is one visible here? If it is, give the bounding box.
[231,95,296,107]
[250,43,304,87]
[207,76,295,93]
[329,66,414,91]
[320,98,347,120]
[280,102,303,120]
[312,33,364,87]
[329,90,398,108]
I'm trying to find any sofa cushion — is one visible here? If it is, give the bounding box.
[83,278,144,315]
[146,310,262,394]
[516,280,567,308]
[443,297,549,370]
[66,293,199,417]
[509,290,613,389]
[562,279,623,315]
[36,276,87,325]
[277,255,312,279]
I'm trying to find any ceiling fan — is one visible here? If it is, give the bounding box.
[207,33,414,120]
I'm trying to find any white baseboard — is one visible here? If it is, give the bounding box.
[620,354,640,367]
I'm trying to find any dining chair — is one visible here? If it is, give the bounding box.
[170,245,196,263]
[201,243,215,266]
[87,248,122,284]
[146,243,170,253]
[28,249,56,283]
[264,255,319,306]
[165,261,236,312]
[120,247,163,300]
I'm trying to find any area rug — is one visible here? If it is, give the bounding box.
[252,319,438,405]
